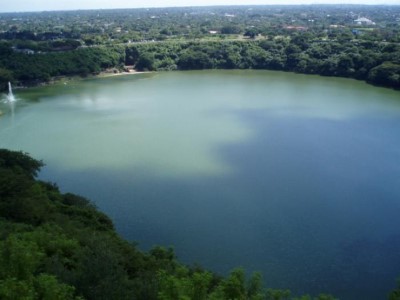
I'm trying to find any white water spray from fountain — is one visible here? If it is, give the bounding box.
[0,82,16,124]
[7,82,15,102]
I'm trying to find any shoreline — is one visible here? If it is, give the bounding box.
[13,68,149,90]
[9,67,399,92]
[54,68,150,84]
[93,69,148,78]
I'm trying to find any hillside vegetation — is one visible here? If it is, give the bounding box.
[0,38,399,91]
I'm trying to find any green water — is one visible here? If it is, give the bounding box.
[1,70,400,299]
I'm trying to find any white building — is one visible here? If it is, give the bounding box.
[354,17,376,26]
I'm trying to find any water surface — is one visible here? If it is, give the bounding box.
[1,70,400,299]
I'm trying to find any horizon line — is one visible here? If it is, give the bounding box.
[1,3,399,14]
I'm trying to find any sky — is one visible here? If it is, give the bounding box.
[0,0,399,13]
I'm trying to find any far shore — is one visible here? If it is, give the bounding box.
[55,68,150,84]
[11,68,150,90]
[94,69,149,78]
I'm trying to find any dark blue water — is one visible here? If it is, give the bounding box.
[42,110,400,299]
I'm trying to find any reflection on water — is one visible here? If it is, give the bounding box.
[9,100,15,125]
[0,94,17,126]
[1,70,400,299]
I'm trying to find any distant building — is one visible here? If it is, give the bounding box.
[284,26,307,31]
[209,30,218,34]
[329,25,346,28]
[354,17,375,26]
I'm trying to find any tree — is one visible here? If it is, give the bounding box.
[368,62,400,88]
[0,68,13,91]
[0,149,44,179]
[0,236,43,281]
[177,50,213,70]
[222,268,246,300]
[265,288,291,300]
[247,272,264,300]
[244,28,259,39]
[125,46,140,65]
[136,53,155,71]
[221,25,242,34]
[191,272,213,300]
[34,274,79,300]
[389,279,400,300]
[337,54,355,77]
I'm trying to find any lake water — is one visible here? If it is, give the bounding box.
[1,70,400,299]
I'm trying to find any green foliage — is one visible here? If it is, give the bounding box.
[0,174,51,224]
[34,274,79,300]
[136,53,156,71]
[221,25,243,35]
[0,276,80,300]
[222,268,247,300]
[178,50,213,70]
[0,232,80,300]
[247,272,264,300]
[157,270,188,300]
[125,46,140,65]
[0,46,126,85]
[0,236,44,280]
[314,295,338,300]
[62,193,95,209]
[293,295,338,300]
[0,150,55,225]
[119,37,399,89]
[266,288,291,300]
[368,62,400,89]
[389,279,400,300]
[0,149,43,178]
[190,271,213,300]
[0,278,36,300]
[244,28,259,39]
[0,68,13,91]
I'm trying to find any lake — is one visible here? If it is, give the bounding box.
[1,70,400,299]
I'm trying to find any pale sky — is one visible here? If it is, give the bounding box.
[0,0,399,13]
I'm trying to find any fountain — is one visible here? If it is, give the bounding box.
[0,81,16,120]
[7,82,15,102]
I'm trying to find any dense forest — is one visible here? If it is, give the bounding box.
[0,148,359,300]
[0,5,399,91]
